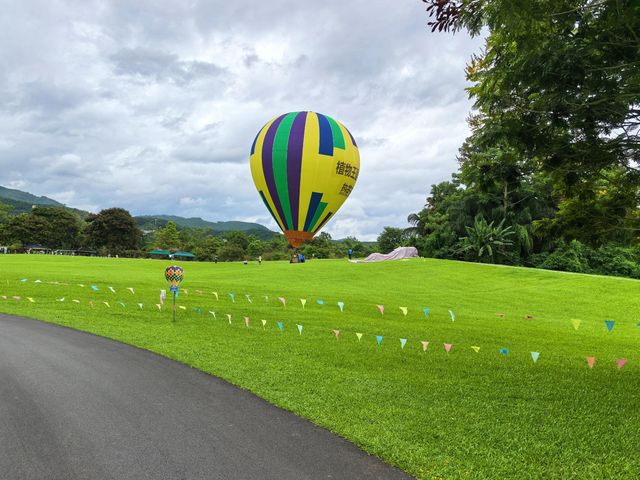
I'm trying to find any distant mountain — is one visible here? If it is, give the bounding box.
[134,215,277,240]
[0,185,64,207]
[0,186,277,238]
[0,186,91,218]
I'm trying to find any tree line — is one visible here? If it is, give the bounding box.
[0,204,377,261]
[378,0,639,278]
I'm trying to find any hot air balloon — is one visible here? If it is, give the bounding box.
[250,111,360,248]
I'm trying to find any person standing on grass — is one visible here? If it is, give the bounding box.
[348,248,353,260]
[258,255,262,265]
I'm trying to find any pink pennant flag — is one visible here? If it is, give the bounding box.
[244,317,250,328]
[617,358,628,370]
[376,304,384,315]
[444,343,452,353]
[421,341,429,351]
[333,329,340,340]
[586,356,596,368]
[278,297,286,307]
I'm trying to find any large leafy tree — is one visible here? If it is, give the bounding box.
[84,208,142,253]
[6,207,82,249]
[423,0,640,245]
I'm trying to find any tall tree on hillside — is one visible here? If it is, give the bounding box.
[154,221,181,250]
[84,208,142,253]
[423,0,640,245]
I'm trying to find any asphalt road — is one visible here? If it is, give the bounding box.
[0,314,411,480]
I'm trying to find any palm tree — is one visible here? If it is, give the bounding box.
[457,215,514,263]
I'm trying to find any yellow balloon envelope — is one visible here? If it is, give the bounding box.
[250,111,360,247]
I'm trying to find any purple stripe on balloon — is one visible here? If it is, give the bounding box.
[346,127,358,147]
[286,112,307,230]
[262,114,287,228]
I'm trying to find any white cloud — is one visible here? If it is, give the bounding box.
[0,0,483,241]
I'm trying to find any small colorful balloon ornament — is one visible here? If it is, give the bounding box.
[164,265,184,322]
[250,111,360,247]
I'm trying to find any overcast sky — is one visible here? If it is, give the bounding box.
[0,0,483,240]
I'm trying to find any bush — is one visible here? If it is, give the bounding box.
[589,245,640,279]
[535,240,591,273]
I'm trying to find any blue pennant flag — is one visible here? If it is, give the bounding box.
[605,320,615,332]
[91,285,99,291]
[229,293,235,303]
[423,307,430,318]
[194,307,202,314]
[277,321,283,332]
[376,335,383,346]
[499,348,509,356]
[316,299,324,305]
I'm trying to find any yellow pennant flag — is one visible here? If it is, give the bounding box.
[156,304,162,310]
[72,299,80,303]
[212,292,218,300]
[399,307,408,316]
[471,346,481,353]
[261,319,267,328]
[571,319,582,330]
[300,299,307,309]
[226,314,232,324]
[355,332,363,341]
[127,287,135,294]
[179,306,186,310]
[103,302,110,308]
[26,297,35,303]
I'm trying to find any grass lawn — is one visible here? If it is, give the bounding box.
[1,255,639,479]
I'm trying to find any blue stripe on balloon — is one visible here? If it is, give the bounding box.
[316,113,333,155]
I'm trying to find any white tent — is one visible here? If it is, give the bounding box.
[353,246,418,262]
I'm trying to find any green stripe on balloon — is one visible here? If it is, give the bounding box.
[308,201,328,232]
[272,113,297,230]
[326,116,345,150]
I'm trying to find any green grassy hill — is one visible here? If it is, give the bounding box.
[1,256,638,479]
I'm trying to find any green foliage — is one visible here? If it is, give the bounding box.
[377,227,405,254]
[5,207,83,249]
[154,221,181,250]
[85,208,142,254]
[217,244,246,262]
[457,215,514,263]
